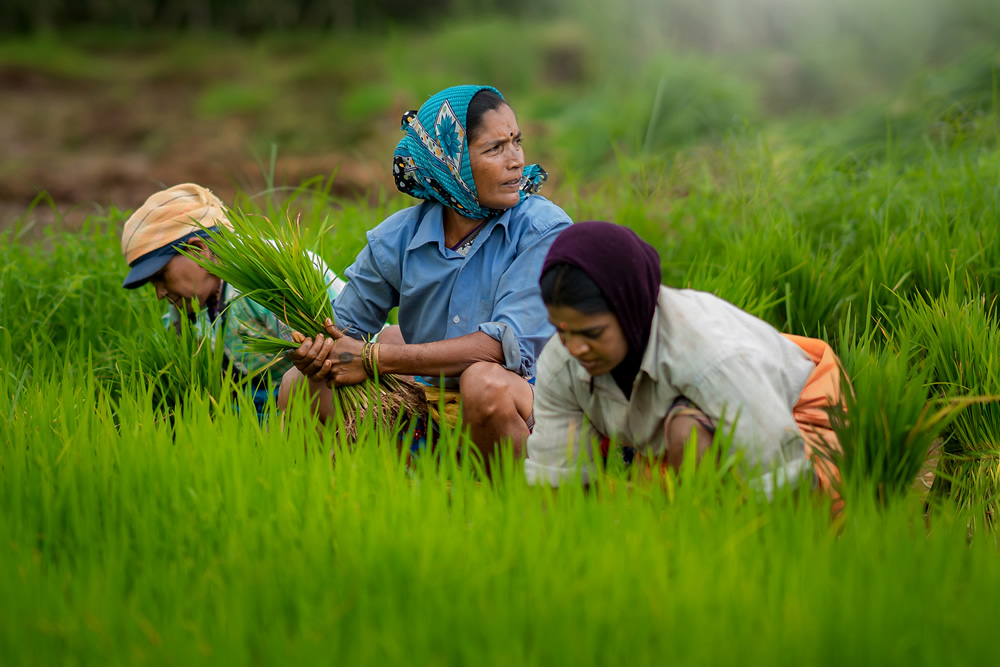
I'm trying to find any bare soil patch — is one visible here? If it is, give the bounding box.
[0,65,389,236]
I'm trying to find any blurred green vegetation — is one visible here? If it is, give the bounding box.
[0,3,995,179]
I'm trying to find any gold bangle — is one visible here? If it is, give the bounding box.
[372,343,381,376]
[361,341,374,378]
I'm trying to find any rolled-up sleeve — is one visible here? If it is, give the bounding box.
[332,235,400,340]
[477,220,569,377]
[524,340,597,486]
[477,321,523,374]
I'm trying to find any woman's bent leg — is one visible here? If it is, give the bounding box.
[277,367,337,423]
[459,362,534,474]
[376,325,404,345]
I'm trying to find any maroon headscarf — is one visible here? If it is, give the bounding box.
[541,221,661,397]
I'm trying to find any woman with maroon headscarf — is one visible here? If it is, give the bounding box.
[525,221,845,504]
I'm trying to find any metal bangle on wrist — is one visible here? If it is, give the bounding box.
[362,341,382,378]
[362,342,374,377]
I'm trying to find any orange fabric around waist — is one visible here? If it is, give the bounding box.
[782,334,846,512]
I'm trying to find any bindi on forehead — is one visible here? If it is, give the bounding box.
[495,125,520,143]
[490,122,517,136]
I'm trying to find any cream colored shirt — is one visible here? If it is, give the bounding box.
[524,286,817,490]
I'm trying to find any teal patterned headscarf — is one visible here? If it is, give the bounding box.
[392,85,547,220]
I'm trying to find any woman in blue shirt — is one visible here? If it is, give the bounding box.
[280,85,572,469]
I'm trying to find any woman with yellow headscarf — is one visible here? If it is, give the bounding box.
[120,183,344,416]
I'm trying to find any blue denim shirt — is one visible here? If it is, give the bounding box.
[333,195,572,379]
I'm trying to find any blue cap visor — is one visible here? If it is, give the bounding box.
[121,228,217,289]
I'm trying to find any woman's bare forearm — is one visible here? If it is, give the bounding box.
[377,332,505,377]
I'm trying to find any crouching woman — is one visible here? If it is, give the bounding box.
[524,221,845,507]
[120,183,344,416]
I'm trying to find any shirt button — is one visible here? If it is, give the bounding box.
[453,316,461,324]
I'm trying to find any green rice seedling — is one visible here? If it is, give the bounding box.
[726,218,853,338]
[831,338,963,506]
[895,288,1000,520]
[181,207,426,437]
[0,203,146,367]
[826,299,993,507]
[98,303,236,416]
[679,258,783,324]
[7,359,1000,666]
[825,299,927,505]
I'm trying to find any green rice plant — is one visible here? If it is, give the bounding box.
[679,258,783,323]
[825,302,968,507]
[675,213,853,338]
[0,201,148,367]
[7,358,1000,666]
[96,300,238,416]
[733,221,853,338]
[895,288,1000,521]
[830,343,974,507]
[181,207,426,437]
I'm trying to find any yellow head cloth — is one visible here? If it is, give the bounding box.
[121,183,232,265]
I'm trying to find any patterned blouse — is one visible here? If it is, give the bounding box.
[165,250,344,386]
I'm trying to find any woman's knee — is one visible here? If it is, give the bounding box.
[460,362,512,418]
[277,367,305,411]
[664,409,715,470]
[377,325,405,345]
[666,415,706,450]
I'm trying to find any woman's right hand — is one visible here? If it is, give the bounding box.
[289,331,337,384]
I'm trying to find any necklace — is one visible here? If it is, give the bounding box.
[451,220,488,256]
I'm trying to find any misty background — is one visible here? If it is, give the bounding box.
[2,0,997,225]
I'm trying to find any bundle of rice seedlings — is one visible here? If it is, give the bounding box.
[180,208,426,437]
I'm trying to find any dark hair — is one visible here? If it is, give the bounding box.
[540,263,611,315]
[466,89,509,141]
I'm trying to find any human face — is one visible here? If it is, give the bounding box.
[468,104,525,211]
[148,240,220,315]
[548,304,629,376]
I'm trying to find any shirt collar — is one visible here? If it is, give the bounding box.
[405,202,514,253]
[405,202,446,252]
